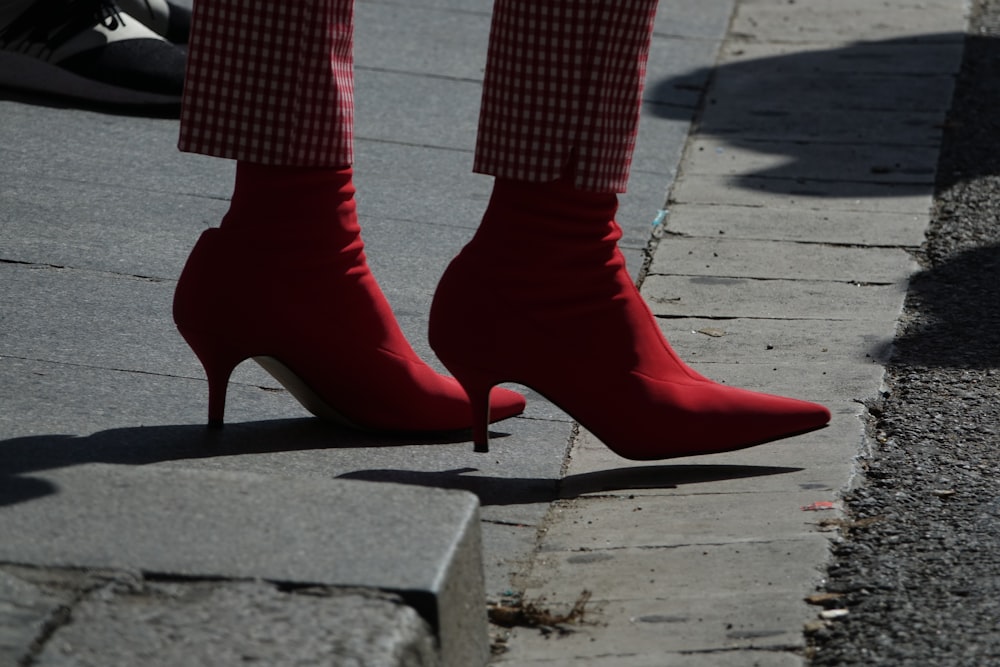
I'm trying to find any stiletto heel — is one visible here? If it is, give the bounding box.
[178,325,245,428]
[203,350,235,428]
[206,370,229,428]
[442,361,498,453]
[173,164,526,433]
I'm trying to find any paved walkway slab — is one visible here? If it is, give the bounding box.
[0,465,485,667]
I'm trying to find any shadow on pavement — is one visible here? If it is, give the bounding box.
[644,33,999,196]
[890,245,1000,369]
[884,26,1000,370]
[339,463,801,506]
[0,419,800,508]
[0,419,469,506]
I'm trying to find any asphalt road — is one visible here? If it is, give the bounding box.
[809,1,1000,664]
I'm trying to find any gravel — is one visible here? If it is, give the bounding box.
[808,1,1000,665]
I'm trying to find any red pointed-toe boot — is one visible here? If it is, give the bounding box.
[429,177,830,458]
[173,163,526,432]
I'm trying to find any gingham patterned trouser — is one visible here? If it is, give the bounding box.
[178,0,657,193]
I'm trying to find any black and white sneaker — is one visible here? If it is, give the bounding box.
[116,0,190,44]
[0,0,185,106]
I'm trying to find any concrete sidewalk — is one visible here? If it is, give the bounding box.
[0,0,968,665]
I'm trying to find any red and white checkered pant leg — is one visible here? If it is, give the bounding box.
[474,0,658,193]
[178,0,355,166]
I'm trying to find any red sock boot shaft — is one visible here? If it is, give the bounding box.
[174,163,525,431]
[430,177,830,458]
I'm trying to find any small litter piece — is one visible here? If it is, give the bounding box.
[931,489,956,497]
[801,501,836,512]
[816,515,882,532]
[696,327,726,338]
[820,609,849,620]
[487,590,593,633]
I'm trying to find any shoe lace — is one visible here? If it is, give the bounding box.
[0,0,126,55]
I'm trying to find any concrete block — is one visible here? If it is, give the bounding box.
[731,0,968,43]
[497,652,805,667]
[696,106,947,146]
[34,580,438,667]
[559,455,861,509]
[656,316,898,366]
[537,490,839,552]
[515,537,830,606]
[682,138,940,186]
[670,173,935,213]
[0,567,82,666]
[712,69,956,115]
[642,273,909,320]
[718,38,966,76]
[499,592,815,660]
[648,235,918,283]
[660,202,930,247]
[0,466,488,667]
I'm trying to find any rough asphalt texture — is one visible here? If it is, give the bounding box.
[810,1,1000,664]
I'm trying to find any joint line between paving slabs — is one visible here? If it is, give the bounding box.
[18,573,106,667]
[0,257,168,283]
[646,273,898,286]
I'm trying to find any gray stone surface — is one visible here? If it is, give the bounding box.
[671,174,935,211]
[662,203,930,247]
[650,236,916,283]
[507,656,803,667]
[729,0,967,43]
[0,466,486,667]
[657,316,896,365]
[34,580,438,667]
[0,567,79,666]
[643,274,909,320]
[683,137,940,185]
[355,1,491,80]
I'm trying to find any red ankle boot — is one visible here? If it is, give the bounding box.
[173,163,525,432]
[429,177,830,458]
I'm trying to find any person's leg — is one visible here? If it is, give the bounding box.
[174,0,524,431]
[178,0,355,167]
[430,0,830,457]
[472,0,653,192]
